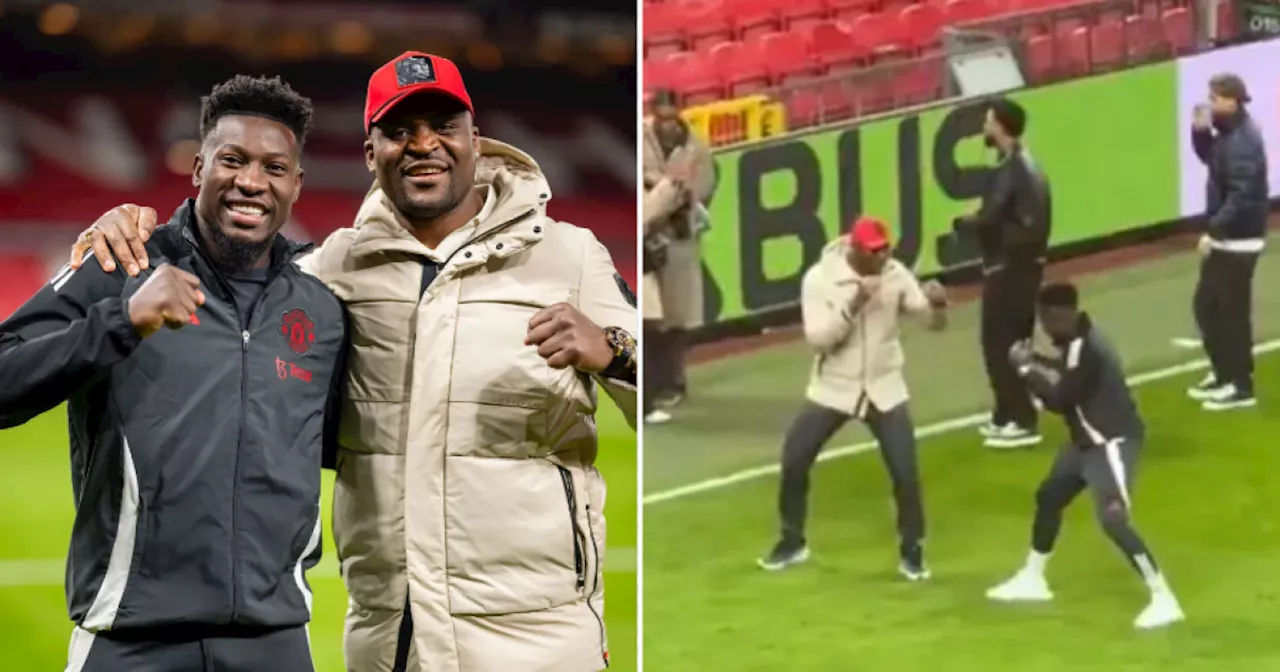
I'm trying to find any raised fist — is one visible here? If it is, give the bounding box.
[127,264,206,339]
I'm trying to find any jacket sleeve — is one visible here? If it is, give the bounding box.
[1207,136,1264,238]
[801,268,856,352]
[0,257,138,428]
[321,305,351,471]
[1191,127,1214,165]
[1021,336,1099,413]
[957,161,1014,230]
[577,231,638,430]
[687,134,718,206]
[644,178,683,233]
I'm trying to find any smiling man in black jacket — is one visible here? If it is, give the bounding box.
[986,283,1184,630]
[0,76,346,671]
[1186,73,1269,411]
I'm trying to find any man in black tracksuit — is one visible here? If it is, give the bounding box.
[954,98,1052,449]
[987,282,1185,630]
[1186,73,1269,411]
[0,76,346,671]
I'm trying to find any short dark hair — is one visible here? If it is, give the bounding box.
[651,88,679,108]
[199,75,314,150]
[1038,282,1079,309]
[989,98,1027,138]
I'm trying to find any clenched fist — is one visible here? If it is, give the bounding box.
[921,279,948,306]
[128,264,206,339]
[525,302,613,372]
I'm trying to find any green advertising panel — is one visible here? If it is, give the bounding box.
[699,62,1181,325]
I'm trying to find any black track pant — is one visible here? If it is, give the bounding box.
[776,400,925,553]
[981,262,1043,429]
[1194,249,1259,394]
[1031,439,1159,576]
[68,624,313,672]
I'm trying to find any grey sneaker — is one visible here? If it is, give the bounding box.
[757,542,810,572]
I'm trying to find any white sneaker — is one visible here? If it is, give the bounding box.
[1134,592,1185,629]
[1187,375,1232,401]
[986,570,1054,602]
[984,424,1043,449]
[644,409,672,425]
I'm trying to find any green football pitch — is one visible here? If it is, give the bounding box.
[0,403,636,671]
[644,244,1280,671]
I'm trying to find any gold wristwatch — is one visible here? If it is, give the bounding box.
[601,326,637,381]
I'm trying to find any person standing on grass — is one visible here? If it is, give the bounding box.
[0,76,347,671]
[954,97,1052,450]
[988,282,1185,630]
[642,89,716,415]
[70,52,638,671]
[758,217,948,580]
[1186,73,1269,412]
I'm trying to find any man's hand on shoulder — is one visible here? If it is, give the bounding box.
[525,302,614,372]
[70,204,160,277]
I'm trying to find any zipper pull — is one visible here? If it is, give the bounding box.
[242,330,250,351]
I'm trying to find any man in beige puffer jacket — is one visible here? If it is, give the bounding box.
[68,53,637,672]
[758,217,948,582]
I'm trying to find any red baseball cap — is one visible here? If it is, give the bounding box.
[364,52,474,133]
[848,216,892,251]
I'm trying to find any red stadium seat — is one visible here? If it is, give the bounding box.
[1123,13,1163,59]
[733,0,784,40]
[1022,32,1056,82]
[810,21,870,73]
[758,30,819,83]
[899,3,946,51]
[644,2,686,58]
[1161,7,1194,53]
[829,0,879,25]
[945,0,996,25]
[1090,16,1125,68]
[781,0,830,31]
[685,0,736,51]
[896,59,945,104]
[712,41,773,97]
[849,11,908,58]
[668,51,724,105]
[1064,25,1092,76]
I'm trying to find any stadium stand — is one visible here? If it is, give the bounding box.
[645,0,1236,145]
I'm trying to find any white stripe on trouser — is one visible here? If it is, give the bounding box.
[292,508,323,615]
[1102,439,1132,510]
[66,437,141,670]
[65,627,95,672]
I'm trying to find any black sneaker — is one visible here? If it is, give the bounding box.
[757,541,810,572]
[1202,387,1257,412]
[898,543,931,581]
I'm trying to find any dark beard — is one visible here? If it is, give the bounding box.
[983,132,997,148]
[203,221,274,271]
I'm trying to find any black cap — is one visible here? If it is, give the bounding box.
[1210,72,1251,104]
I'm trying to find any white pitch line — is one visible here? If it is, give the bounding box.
[0,546,636,587]
[644,338,1280,506]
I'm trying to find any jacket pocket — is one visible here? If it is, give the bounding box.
[556,465,587,593]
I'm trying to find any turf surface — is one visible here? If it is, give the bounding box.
[0,403,636,671]
[643,245,1280,671]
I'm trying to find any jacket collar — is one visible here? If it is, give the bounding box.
[347,137,548,271]
[166,198,312,271]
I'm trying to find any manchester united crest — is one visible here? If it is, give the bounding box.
[280,309,316,355]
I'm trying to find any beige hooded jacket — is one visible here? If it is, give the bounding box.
[298,138,636,671]
[801,239,936,418]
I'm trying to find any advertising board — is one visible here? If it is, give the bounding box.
[699,63,1180,325]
